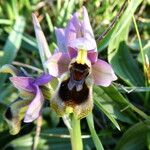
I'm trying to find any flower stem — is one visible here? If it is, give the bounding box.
[70,115,83,150]
[132,15,149,105]
[32,116,42,150]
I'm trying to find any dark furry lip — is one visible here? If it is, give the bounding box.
[58,78,89,105]
[67,62,90,91]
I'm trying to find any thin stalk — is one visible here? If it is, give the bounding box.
[70,115,83,150]
[132,15,149,104]
[12,61,43,73]
[132,16,146,83]
[128,103,148,120]
[32,116,42,150]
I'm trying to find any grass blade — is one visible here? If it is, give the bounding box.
[0,16,25,89]
[86,113,104,150]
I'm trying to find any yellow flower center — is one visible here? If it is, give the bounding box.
[76,49,88,65]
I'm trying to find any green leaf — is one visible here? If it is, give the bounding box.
[86,113,104,150]
[0,19,12,25]
[109,42,144,86]
[108,0,144,86]
[11,0,18,18]
[0,130,18,149]
[22,34,38,52]
[5,2,15,20]
[0,16,25,65]
[8,135,33,149]
[94,94,121,131]
[0,102,7,119]
[108,0,143,48]
[94,86,135,124]
[100,85,148,120]
[115,120,150,150]
[0,16,25,89]
[98,0,142,52]
[57,0,75,26]
[147,131,150,150]
[138,41,150,64]
[97,27,116,52]
[45,13,54,33]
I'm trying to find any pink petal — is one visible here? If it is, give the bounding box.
[10,77,35,92]
[24,86,44,122]
[68,47,77,58]
[66,7,97,52]
[55,28,67,52]
[82,7,94,38]
[44,52,71,77]
[32,14,51,59]
[87,51,98,64]
[65,13,80,45]
[35,74,53,86]
[68,46,97,64]
[68,37,96,51]
[82,6,97,51]
[92,59,117,86]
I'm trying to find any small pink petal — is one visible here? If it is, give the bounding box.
[68,47,77,59]
[68,47,97,64]
[92,59,117,86]
[24,86,44,123]
[10,77,35,92]
[35,74,53,86]
[45,52,71,77]
[87,51,98,64]
[55,28,67,52]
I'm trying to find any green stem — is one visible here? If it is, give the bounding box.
[32,116,42,150]
[132,16,146,76]
[132,15,149,105]
[128,103,148,120]
[70,115,83,150]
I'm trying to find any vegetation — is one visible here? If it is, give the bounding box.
[0,0,150,149]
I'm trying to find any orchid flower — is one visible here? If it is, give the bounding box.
[10,73,52,122]
[45,7,117,119]
[0,65,52,134]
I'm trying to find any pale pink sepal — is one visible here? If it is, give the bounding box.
[82,6,97,51]
[68,37,96,52]
[10,77,35,92]
[45,52,71,77]
[55,28,67,52]
[92,59,117,86]
[32,14,51,60]
[24,85,44,123]
[65,12,80,46]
